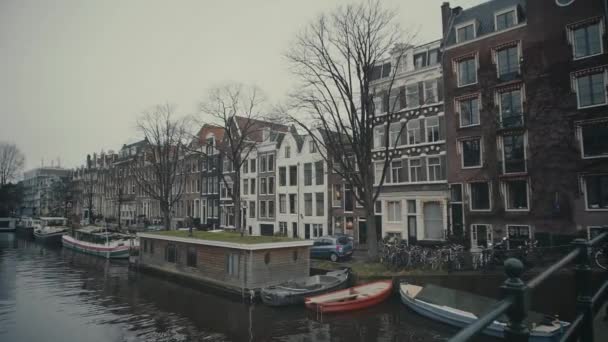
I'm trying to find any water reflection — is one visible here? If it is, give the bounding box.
[4,233,578,341]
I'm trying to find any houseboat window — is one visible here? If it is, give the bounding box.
[143,240,148,253]
[264,252,271,265]
[187,247,197,267]
[226,253,239,277]
[292,250,298,261]
[150,241,154,254]
[165,244,177,263]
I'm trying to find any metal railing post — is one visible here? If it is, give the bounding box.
[573,238,594,342]
[500,258,530,342]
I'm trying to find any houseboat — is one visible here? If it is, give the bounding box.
[137,231,313,297]
[62,226,136,259]
[0,218,17,232]
[16,217,38,236]
[33,217,69,243]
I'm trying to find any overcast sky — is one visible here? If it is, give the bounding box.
[0,0,485,171]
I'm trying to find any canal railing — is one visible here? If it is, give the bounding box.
[449,232,608,342]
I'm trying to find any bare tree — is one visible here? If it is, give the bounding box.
[198,83,273,236]
[0,142,25,186]
[130,104,191,230]
[284,0,412,259]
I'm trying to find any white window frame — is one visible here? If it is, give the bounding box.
[494,6,518,31]
[577,122,608,159]
[456,94,481,128]
[285,145,291,158]
[456,55,478,88]
[573,70,608,109]
[427,156,442,181]
[389,123,402,147]
[455,20,477,43]
[569,19,605,61]
[506,225,533,248]
[459,137,483,169]
[502,179,530,212]
[496,86,525,126]
[582,174,608,211]
[494,43,521,78]
[425,116,440,143]
[390,159,403,184]
[471,224,493,248]
[407,119,421,145]
[374,161,385,186]
[374,125,386,149]
[423,79,438,104]
[500,132,528,174]
[406,83,419,109]
[387,200,402,223]
[468,181,492,212]
[409,158,423,182]
[332,183,343,208]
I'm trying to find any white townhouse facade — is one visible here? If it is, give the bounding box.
[371,40,450,244]
[275,130,302,238]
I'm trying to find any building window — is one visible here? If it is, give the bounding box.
[581,122,608,158]
[309,140,317,153]
[315,161,324,185]
[504,179,529,210]
[389,123,402,147]
[250,159,256,173]
[268,176,275,194]
[304,163,312,186]
[374,125,386,148]
[285,145,291,158]
[374,162,385,184]
[243,159,248,173]
[289,194,297,214]
[576,72,606,108]
[279,222,287,236]
[461,138,482,168]
[423,202,443,240]
[279,166,287,186]
[165,244,177,263]
[304,193,313,216]
[424,79,438,104]
[507,225,531,249]
[585,175,608,210]
[503,133,526,173]
[249,201,255,218]
[344,184,354,212]
[243,179,249,195]
[375,201,382,214]
[390,160,404,183]
[315,192,324,216]
[260,177,267,195]
[571,20,603,59]
[268,154,274,171]
[470,182,491,211]
[268,200,275,218]
[250,178,256,195]
[289,165,297,186]
[426,117,440,142]
[427,156,442,181]
[407,119,421,145]
[333,184,343,207]
[406,84,419,108]
[496,45,519,79]
[458,96,480,127]
[498,88,523,128]
[457,57,477,87]
[260,200,267,218]
[279,194,286,214]
[409,158,424,182]
[414,52,427,69]
[226,253,239,277]
[456,22,475,43]
[187,247,197,267]
[387,201,402,222]
[313,224,323,238]
[495,8,517,31]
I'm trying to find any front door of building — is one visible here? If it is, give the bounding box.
[260,224,274,236]
[305,224,310,239]
[292,222,298,238]
[471,224,492,249]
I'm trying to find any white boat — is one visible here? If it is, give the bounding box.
[33,217,68,243]
[62,226,137,259]
[399,283,569,342]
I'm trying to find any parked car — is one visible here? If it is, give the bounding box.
[310,236,354,262]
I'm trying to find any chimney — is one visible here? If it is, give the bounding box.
[441,2,452,39]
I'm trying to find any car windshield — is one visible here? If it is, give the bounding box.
[337,237,350,245]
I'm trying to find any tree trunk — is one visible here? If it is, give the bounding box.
[162,203,171,230]
[365,209,379,261]
[234,199,242,236]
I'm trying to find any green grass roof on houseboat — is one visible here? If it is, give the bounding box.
[148,230,297,244]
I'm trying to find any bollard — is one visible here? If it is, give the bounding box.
[501,258,530,342]
[573,238,594,342]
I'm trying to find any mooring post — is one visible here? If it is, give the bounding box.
[501,258,530,342]
[573,238,594,342]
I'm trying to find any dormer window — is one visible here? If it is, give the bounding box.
[495,8,517,31]
[456,22,476,43]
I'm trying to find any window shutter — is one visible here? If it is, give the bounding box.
[418,82,425,106]
[437,78,444,102]
[438,115,446,141]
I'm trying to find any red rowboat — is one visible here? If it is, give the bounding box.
[305,280,393,313]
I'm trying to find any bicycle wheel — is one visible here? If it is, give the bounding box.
[595,250,608,270]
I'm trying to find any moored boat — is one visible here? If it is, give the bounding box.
[0,218,17,232]
[16,217,37,236]
[399,283,569,342]
[261,268,351,306]
[62,226,136,259]
[33,217,68,243]
[305,280,393,313]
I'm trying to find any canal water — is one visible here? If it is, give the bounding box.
[0,233,576,342]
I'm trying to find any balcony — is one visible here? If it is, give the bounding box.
[497,114,525,130]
